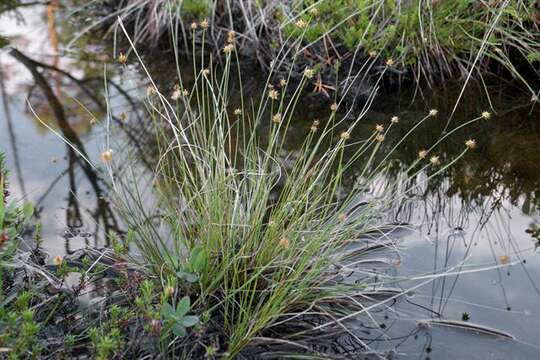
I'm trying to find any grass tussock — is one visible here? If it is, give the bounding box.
[104,19,485,358]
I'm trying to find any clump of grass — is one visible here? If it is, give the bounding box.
[105,19,486,357]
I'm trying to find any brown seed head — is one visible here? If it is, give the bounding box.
[340,131,350,140]
[101,149,113,163]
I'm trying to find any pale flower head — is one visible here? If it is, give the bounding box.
[200,18,209,29]
[101,149,113,163]
[340,131,350,140]
[481,111,491,120]
[375,134,385,142]
[190,22,198,30]
[182,89,190,97]
[268,89,279,100]
[171,89,181,100]
[279,237,290,248]
[234,108,242,116]
[385,58,394,66]
[118,52,127,64]
[223,44,234,54]
[308,7,319,16]
[430,156,441,166]
[418,149,428,159]
[272,113,282,123]
[391,116,399,123]
[330,102,338,112]
[165,286,175,297]
[146,86,156,96]
[310,119,320,132]
[53,255,63,266]
[429,109,438,117]
[279,79,287,87]
[202,68,210,77]
[368,50,377,58]
[227,30,236,44]
[465,139,476,149]
[375,124,384,132]
[295,19,307,29]
[303,67,315,79]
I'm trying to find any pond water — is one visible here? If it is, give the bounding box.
[1,4,539,359]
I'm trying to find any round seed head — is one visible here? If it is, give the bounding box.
[465,139,476,149]
[303,67,315,79]
[101,149,113,163]
[279,237,290,248]
[268,89,279,100]
[295,19,307,28]
[118,52,127,64]
[53,255,63,266]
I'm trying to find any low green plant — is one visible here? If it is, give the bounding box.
[0,159,181,358]
[0,153,33,256]
[161,296,199,337]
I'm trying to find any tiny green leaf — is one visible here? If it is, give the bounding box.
[189,245,207,273]
[176,296,190,318]
[22,202,34,222]
[161,303,176,319]
[172,323,186,337]
[180,315,199,328]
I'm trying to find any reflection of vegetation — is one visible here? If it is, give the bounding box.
[367,85,540,213]
[8,48,125,251]
[448,126,540,214]
[527,224,540,250]
[0,0,20,14]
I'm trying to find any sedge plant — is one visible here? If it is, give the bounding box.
[99,15,490,358]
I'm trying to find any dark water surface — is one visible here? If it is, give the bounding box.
[1,5,540,359]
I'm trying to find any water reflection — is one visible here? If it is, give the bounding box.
[0,4,149,254]
[365,87,540,358]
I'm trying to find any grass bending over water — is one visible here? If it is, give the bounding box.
[103,21,486,358]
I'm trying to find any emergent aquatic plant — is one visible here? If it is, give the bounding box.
[101,18,487,358]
